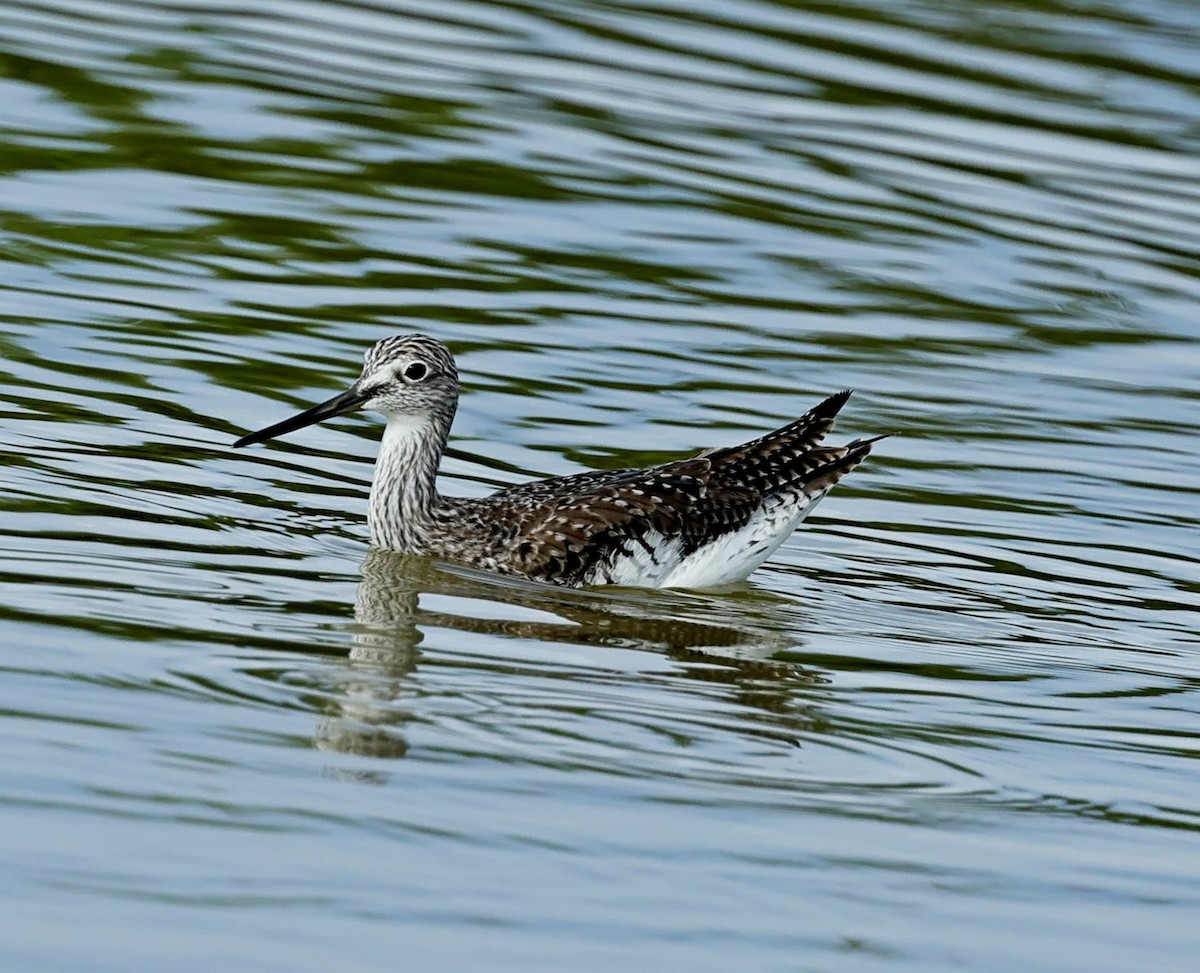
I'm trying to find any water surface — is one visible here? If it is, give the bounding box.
[1,1,1198,970]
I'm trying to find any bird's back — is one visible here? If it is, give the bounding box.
[431,391,879,588]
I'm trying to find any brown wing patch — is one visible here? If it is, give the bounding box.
[698,391,864,496]
[702,389,847,463]
[478,392,880,586]
[504,459,758,585]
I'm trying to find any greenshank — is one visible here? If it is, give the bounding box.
[234,334,883,587]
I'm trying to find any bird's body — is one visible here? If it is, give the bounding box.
[235,335,882,589]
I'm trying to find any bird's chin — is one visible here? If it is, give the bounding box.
[381,412,435,438]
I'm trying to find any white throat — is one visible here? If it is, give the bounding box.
[380,411,433,444]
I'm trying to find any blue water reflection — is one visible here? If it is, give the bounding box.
[1,1,1198,970]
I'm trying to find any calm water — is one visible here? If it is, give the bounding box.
[2,0,1198,969]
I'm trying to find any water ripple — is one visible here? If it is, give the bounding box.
[2,0,1199,969]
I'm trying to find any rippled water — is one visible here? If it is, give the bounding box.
[2,0,1199,969]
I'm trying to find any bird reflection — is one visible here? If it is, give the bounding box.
[313,549,825,761]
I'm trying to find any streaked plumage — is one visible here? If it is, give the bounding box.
[234,334,883,588]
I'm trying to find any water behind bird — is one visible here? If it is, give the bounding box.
[1,1,1198,971]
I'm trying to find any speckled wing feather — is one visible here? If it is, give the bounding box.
[502,459,760,585]
[496,391,876,586]
[694,389,854,488]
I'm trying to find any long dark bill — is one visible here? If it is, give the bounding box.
[233,384,368,448]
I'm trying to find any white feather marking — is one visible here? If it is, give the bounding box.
[601,530,685,587]
[591,491,828,588]
[661,492,827,588]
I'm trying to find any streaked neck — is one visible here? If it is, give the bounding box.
[367,412,449,551]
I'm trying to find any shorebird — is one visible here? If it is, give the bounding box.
[234,335,884,588]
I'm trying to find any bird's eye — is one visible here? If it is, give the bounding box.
[403,361,428,382]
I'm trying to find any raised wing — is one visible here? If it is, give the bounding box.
[488,390,881,586]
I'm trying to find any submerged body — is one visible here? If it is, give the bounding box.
[235,335,882,588]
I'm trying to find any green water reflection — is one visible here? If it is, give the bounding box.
[1,0,1198,970]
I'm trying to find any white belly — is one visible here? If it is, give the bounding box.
[593,493,824,589]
